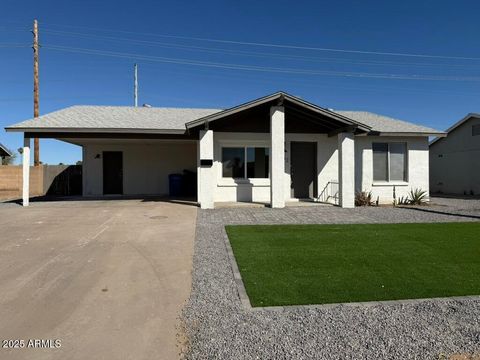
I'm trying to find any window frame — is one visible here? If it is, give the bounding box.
[372,142,408,183]
[221,146,270,180]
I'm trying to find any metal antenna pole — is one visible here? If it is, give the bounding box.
[134,63,138,107]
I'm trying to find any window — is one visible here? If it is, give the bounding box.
[222,148,245,178]
[372,142,407,182]
[222,147,269,179]
[472,124,480,136]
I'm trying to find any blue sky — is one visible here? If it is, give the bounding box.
[1,0,480,164]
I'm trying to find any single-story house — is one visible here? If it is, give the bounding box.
[0,142,13,165]
[430,113,480,195]
[5,91,445,208]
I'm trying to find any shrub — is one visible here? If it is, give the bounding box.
[408,188,428,205]
[355,191,373,206]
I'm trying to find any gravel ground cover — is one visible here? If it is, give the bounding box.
[182,198,480,359]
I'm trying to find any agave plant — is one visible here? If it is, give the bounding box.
[408,188,428,205]
[355,191,373,206]
[396,196,410,205]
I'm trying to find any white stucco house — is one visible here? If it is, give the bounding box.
[430,113,480,195]
[5,92,445,208]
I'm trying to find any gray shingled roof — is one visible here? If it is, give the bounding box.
[5,104,444,135]
[334,111,443,134]
[6,105,221,132]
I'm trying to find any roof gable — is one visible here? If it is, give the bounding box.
[185,91,372,133]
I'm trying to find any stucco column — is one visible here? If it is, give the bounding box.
[198,129,214,209]
[22,136,31,207]
[338,132,355,208]
[270,106,285,208]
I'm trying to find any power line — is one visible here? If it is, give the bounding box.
[41,22,480,61]
[0,43,30,48]
[42,44,480,82]
[41,28,480,69]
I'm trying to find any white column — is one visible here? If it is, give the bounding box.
[22,137,31,207]
[270,106,285,208]
[199,130,214,209]
[338,132,355,208]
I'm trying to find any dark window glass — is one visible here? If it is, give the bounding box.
[372,143,388,181]
[389,143,406,181]
[222,148,245,178]
[247,148,269,178]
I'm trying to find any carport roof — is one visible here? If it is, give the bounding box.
[5,91,445,136]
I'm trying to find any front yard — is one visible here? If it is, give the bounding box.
[226,222,480,306]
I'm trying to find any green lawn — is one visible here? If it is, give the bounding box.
[225,223,480,307]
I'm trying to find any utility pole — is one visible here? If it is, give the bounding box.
[32,19,40,166]
[134,63,138,107]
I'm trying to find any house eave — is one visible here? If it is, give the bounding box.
[5,127,186,135]
[363,131,447,137]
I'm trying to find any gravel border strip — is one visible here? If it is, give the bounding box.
[184,203,480,359]
[222,227,251,309]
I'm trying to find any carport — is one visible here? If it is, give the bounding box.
[5,106,219,205]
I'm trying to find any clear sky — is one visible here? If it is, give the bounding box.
[1,0,480,164]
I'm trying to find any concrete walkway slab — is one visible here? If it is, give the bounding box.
[0,199,196,360]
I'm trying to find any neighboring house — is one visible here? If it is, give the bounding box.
[5,91,445,208]
[430,113,480,195]
[0,142,13,165]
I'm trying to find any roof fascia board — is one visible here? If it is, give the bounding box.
[5,127,186,135]
[364,131,447,137]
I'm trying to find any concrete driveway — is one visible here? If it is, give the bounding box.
[0,199,197,360]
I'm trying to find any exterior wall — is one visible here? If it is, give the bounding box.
[82,141,196,196]
[0,165,43,199]
[0,165,69,200]
[77,135,430,204]
[355,136,430,204]
[212,132,339,203]
[430,117,480,195]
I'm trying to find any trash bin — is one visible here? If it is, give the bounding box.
[168,174,183,197]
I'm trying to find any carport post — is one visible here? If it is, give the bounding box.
[270,106,285,208]
[338,132,355,208]
[22,136,31,206]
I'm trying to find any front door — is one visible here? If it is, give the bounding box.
[290,142,317,199]
[103,151,123,195]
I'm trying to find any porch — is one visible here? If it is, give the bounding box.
[189,93,370,209]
